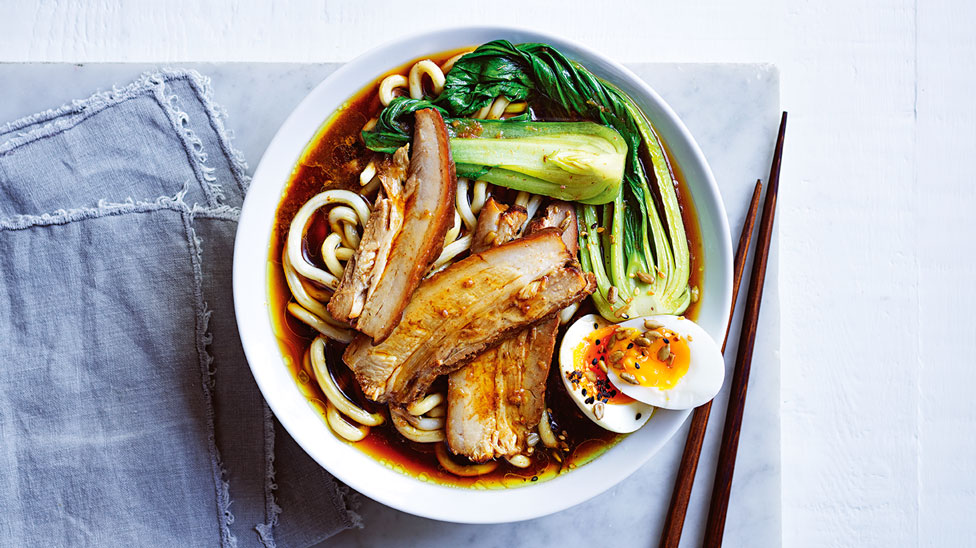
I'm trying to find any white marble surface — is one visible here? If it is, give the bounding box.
[0,62,780,546]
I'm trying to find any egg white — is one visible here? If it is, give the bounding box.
[558,314,654,433]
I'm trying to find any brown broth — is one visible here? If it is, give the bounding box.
[267,48,704,489]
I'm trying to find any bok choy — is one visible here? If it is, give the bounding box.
[364,105,625,204]
[449,119,626,204]
[362,40,693,319]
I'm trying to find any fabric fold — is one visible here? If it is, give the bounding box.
[0,69,357,547]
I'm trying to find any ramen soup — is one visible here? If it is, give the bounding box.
[268,41,704,488]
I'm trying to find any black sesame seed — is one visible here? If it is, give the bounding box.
[584,396,595,404]
[582,389,587,396]
[636,413,642,420]
[627,343,634,349]
[595,339,601,345]
[593,322,599,329]
[635,364,641,369]
[591,358,598,365]
[663,338,670,344]
[531,476,539,482]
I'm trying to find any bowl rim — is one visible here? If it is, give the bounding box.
[233,25,732,524]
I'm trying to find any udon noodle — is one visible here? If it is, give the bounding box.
[280,55,567,474]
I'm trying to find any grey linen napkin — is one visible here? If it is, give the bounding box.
[0,69,360,547]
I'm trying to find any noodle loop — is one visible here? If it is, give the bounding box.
[378,74,408,106]
[408,60,446,99]
[286,190,370,290]
[282,55,554,475]
[434,443,499,477]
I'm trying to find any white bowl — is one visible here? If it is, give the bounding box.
[233,26,732,524]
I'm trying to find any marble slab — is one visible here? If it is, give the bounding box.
[0,62,780,547]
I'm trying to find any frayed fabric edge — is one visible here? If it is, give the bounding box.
[294,479,364,548]
[149,72,223,207]
[0,184,240,232]
[0,68,250,208]
[255,415,361,548]
[169,67,252,195]
[0,69,195,154]
[181,205,238,548]
[335,482,364,530]
[255,404,283,548]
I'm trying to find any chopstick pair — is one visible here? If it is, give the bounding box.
[659,111,787,548]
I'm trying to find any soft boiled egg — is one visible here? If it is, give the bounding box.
[603,315,725,410]
[559,314,654,433]
[559,314,725,432]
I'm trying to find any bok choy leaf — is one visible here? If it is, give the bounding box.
[362,40,693,319]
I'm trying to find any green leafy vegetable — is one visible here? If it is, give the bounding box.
[449,119,626,204]
[366,106,624,204]
[361,97,446,153]
[362,40,692,318]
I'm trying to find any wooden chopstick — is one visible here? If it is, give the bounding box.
[658,179,762,548]
[702,111,788,547]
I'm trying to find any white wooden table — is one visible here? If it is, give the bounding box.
[2,1,973,546]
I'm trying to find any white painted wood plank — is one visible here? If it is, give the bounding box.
[777,2,921,546]
[916,1,976,546]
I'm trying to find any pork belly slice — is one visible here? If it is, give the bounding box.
[328,108,456,343]
[528,201,579,252]
[328,146,409,322]
[470,197,527,251]
[447,311,557,461]
[447,198,532,461]
[343,228,596,404]
[447,201,579,461]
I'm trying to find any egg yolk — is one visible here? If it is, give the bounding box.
[570,325,634,405]
[606,326,690,389]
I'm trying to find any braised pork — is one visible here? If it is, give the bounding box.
[527,201,579,252]
[447,202,579,461]
[470,198,527,252]
[343,228,596,404]
[328,108,456,343]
